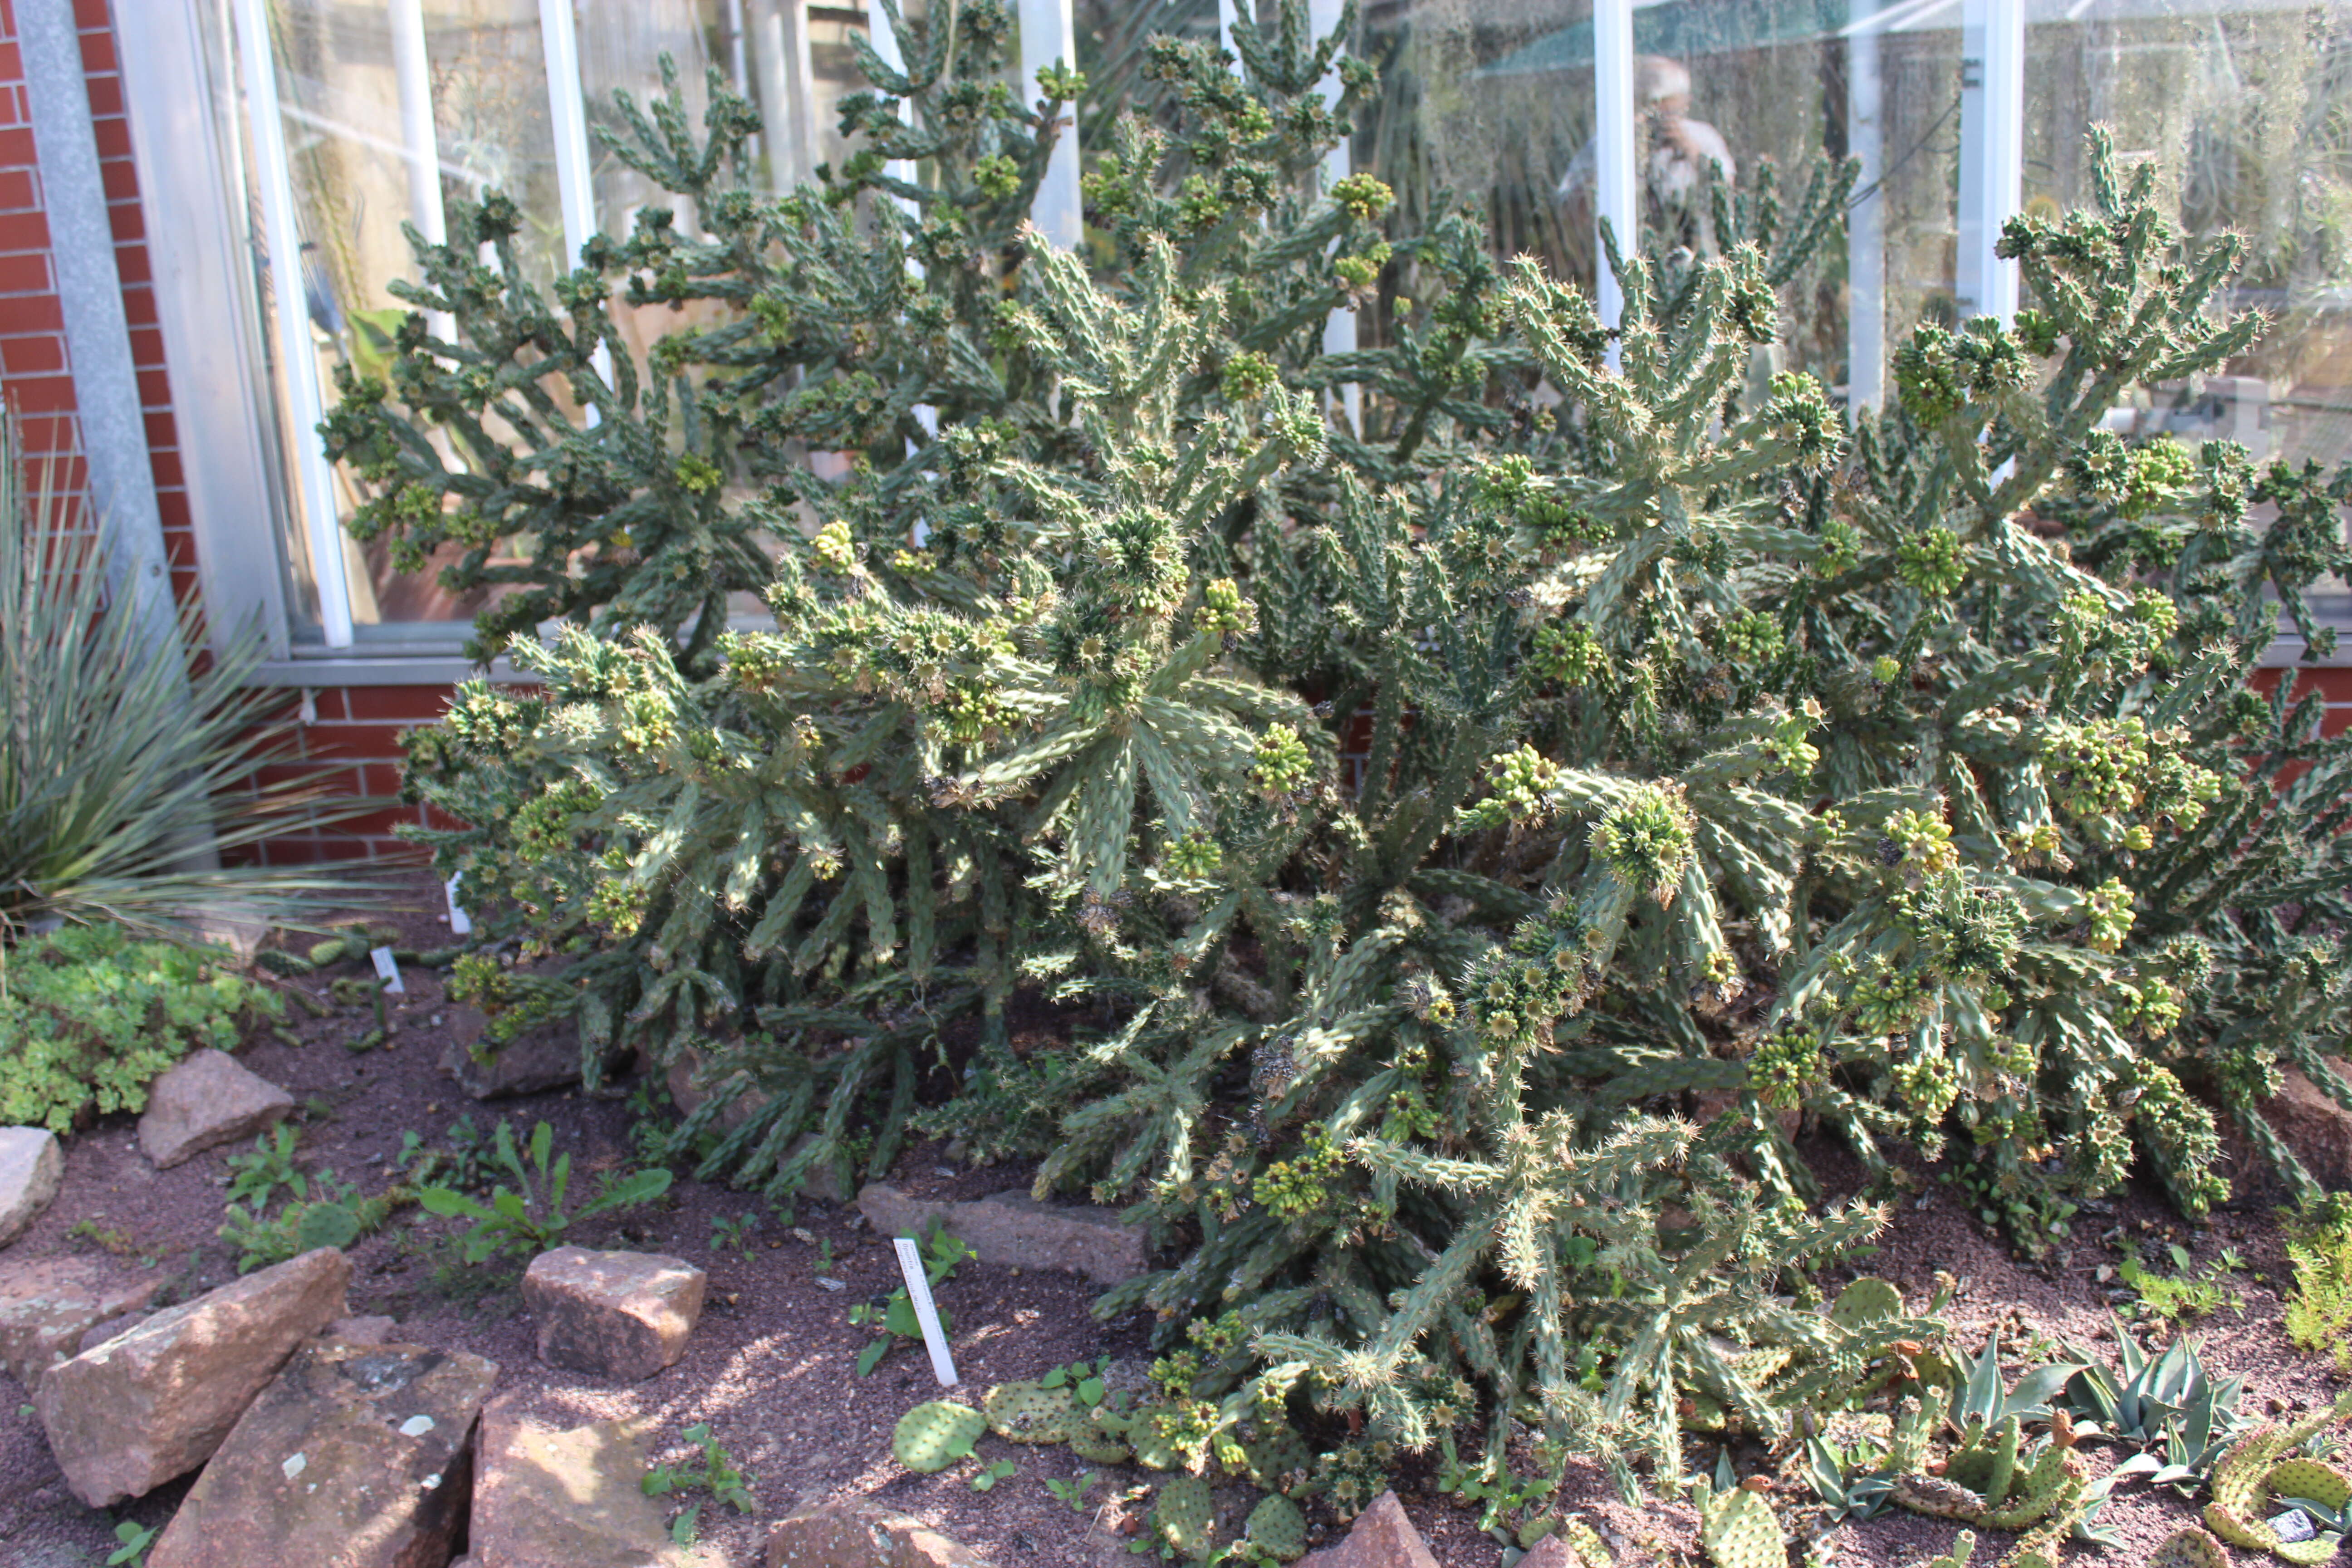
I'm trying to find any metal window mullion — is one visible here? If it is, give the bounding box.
[1847,0,1886,410]
[1016,0,1081,248]
[538,0,613,422]
[388,0,453,343]
[1592,0,1637,369]
[231,0,355,648]
[1956,0,2022,325]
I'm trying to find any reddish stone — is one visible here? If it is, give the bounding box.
[34,1247,351,1505]
[521,1248,704,1382]
[137,1049,294,1168]
[1296,1493,1440,1568]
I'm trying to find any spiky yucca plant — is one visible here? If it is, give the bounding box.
[0,416,364,945]
[331,0,2352,1488]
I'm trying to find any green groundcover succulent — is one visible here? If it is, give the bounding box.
[325,0,2352,1489]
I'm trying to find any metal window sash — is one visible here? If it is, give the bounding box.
[116,0,294,659]
[230,0,357,647]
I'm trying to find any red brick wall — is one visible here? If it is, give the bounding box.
[0,0,446,865]
[251,683,455,865]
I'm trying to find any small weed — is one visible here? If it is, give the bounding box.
[643,1421,755,1545]
[223,1124,306,1209]
[2118,1241,2245,1323]
[970,1458,1016,1493]
[709,1214,758,1256]
[107,1519,158,1567]
[68,1219,137,1258]
[395,1115,496,1193]
[1044,1471,1098,1513]
[220,1171,408,1273]
[2286,1194,2352,1374]
[849,1220,970,1376]
[814,1237,834,1274]
[1041,1358,1108,1407]
[415,1121,671,1265]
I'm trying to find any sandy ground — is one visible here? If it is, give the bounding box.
[0,881,2342,1566]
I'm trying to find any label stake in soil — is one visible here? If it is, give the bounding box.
[445,873,473,936]
[892,1236,959,1387]
[369,946,406,995]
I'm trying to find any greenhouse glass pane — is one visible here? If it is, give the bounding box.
[250,0,562,633]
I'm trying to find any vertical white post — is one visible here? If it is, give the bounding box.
[538,0,598,264]
[1592,0,1637,369]
[1017,0,1082,248]
[863,3,919,203]
[725,0,750,96]
[538,0,613,422]
[747,0,812,186]
[232,0,355,647]
[1955,0,2022,325]
[388,0,453,343]
[1308,0,1359,432]
[1847,0,1885,410]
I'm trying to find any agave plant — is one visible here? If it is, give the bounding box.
[2058,1319,2251,1490]
[0,416,368,945]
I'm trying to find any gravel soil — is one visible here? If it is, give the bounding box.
[0,877,2343,1567]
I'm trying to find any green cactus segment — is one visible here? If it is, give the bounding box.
[891,1400,986,1473]
[2004,1519,2069,1568]
[1696,1483,1786,1568]
[2204,1394,2352,1563]
[985,1379,1080,1444]
[2150,1527,2234,1568]
[1154,1475,1219,1559]
[1235,1426,1316,1494]
[1828,1277,1906,1332]
[1562,1520,1615,1568]
[1926,1531,1979,1568]
[1245,1493,1309,1562]
[2265,1458,2352,1512]
[1068,1426,1134,1465]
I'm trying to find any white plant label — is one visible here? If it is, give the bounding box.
[369,946,405,995]
[445,874,472,936]
[892,1237,959,1387]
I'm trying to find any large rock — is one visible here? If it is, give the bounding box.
[522,1247,704,1382]
[439,1004,587,1100]
[147,1338,498,1568]
[2264,1064,2352,1189]
[469,1397,708,1567]
[855,1184,1147,1286]
[0,1255,162,1387]
[137,1049,294,1169]
[0,1127,62,1248]
[34,1246,351,1505]
[1295,1493,1440,1568]
[763,1500,993,1568]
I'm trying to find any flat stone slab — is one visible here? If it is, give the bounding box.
[522,1247,704,1382]
[855,1184,1147,1286]
[470,1396,712,1567]
[35,1246,350,1505]
[0,1127,62,1248]
[137,1049,294,1169]
[147,1338,498,1568]
[763,1500,993,1567]
[0,1255,162,1388]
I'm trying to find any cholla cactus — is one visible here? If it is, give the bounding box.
[353,0,2351,1493]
